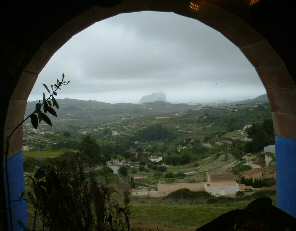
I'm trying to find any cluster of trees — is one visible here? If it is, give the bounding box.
[165,140,208,165]
[78,135,107,166]
[239,176,275,188]
[135,124,175,142]
[28,156,130,231]
[245,119,274,153]
[165,152,193,165]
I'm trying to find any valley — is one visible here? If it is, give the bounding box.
[24,94,276,230]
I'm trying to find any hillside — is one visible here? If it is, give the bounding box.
[26,99,200,127]
[26,95,268,124]
[232,94,268,105]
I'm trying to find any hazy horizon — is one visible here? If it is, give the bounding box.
[27,92,266,105]
[29,11,266,104]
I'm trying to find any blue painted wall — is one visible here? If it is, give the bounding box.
[276,136,296,218]
[6,151,28,231]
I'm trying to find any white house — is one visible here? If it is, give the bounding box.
[149,156,163,163]
[204,172,239,197]
[264,145,275,154]
[263,145,275,167]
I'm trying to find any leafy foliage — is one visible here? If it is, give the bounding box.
[245,119,274,153]
[118,166,129,177]
[3,74,70,231]
[239,177,275,188]
[165,189,213,203]
[78,135,108,166]
[135,124,175,142]
[29,74,70,129]
[27,157,130,231]
[232,162,252,174]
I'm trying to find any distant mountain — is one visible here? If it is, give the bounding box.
[232,94,268,105]
[26,94,269,128]
[26,98,199,127]
[139,92,167,104]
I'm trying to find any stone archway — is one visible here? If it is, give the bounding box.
[2,0,296,230]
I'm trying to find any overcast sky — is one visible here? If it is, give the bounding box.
[29,11,265,104]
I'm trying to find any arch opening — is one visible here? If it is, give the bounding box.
[3,1,296,230]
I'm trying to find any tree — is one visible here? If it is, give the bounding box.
[136,124,175,141]
[118,166,128,177]
[28,157,130,231]
[78,135,106,166]
[245,119,275,153]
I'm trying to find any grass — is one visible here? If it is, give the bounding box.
[130,199,249,231]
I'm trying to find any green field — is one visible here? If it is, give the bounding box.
[130,200,249,231]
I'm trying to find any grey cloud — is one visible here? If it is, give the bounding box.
[29,11,265,103]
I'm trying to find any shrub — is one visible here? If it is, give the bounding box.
[135,124,175,142]
[119,166,129,177]
[166,189,213,202]
[239,177,275,188]
[27,157,130,231]
[232,163,252,174]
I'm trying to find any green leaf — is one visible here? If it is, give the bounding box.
[47,107,57,117]
[43,83,51,93]
[43,101,49,113]
[35,103,42,112]
[52,97,59,109]
[39,112,52,126]
[53,91,57,96]
[30,113,39,129]
[62,73,65,82]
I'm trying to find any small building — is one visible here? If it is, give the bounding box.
[23,145,30,151]
[149,156,163,163]
[133,176,146,181]
[112,130,119,136]
[204,172,239,197]
[184,171,196,176]
[264,145,275,154]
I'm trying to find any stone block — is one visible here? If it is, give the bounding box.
[267,88,296,115]
[257,65,296,90]
[241,40,285,68]
[10,71,38,100]
[272,112,296,139]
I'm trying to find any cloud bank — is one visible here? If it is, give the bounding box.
[29,11,265,103]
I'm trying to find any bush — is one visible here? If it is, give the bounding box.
[164,172,185,179]
[24,157,41,172]
[166,189,213,202]
[236,191,245,198]
[78,135,107,166]
[119,166,129,177]
[232,163,252,174]
[165,153,194,165]
[27,157,130,231]
[135,124,175,141]
[245,119,275,153]
[239,177,275,188]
